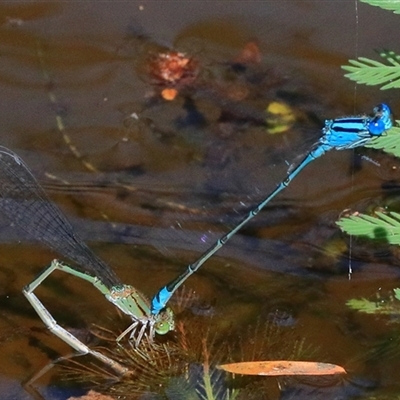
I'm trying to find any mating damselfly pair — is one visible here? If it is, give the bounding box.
[0,103,393,374]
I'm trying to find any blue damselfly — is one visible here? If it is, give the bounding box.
[151,103,393,314]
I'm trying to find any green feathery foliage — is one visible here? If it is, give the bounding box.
[365,122,400,157]
[347,289,400,314]
[347,298,394,314]
[342,50,400,90]
[360,0,400,14]
[337,211,400,244]
[339,1,400,245]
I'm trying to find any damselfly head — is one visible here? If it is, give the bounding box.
[374,103,391,118]
[109,285,175,345]
[154,307,175,335]
[122,309,174,346]
[369,103,393,135]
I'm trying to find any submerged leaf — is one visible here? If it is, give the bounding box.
[217,361,346,376]
[265,101,296,134]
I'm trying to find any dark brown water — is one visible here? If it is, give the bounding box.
[0,2,400,399]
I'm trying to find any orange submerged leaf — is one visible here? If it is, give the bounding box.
[218,360,346,376]
[161,88,178,101]
[235,41,262,64]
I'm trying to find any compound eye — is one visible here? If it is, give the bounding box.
[368,118,385,136]
[155,321,172,335]
[375,103,389,115]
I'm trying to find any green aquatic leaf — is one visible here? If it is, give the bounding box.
[365,124,400,158]
[342,50,400,90]
[347,297,400,315]
[394,288,400,301]
[347,298,385,314]
[337,211,400,244]
[360,0,400,14]
[347,288,400,315]
[196,365,239,400]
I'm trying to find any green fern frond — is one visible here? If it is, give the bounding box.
[347,296,400,314]
[347,288,400,315]
[342,50,400,90]
[336,211,400,244]
[347,298,386,314]
[360,0,400,14]
[196,367,239,400]
[365,123,400,157]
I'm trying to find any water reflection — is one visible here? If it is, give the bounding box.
[0,1,399,399]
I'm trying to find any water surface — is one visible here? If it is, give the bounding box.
[0,2,399,399]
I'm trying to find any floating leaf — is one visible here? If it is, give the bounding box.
[337,211,400,245]
[342,50,400,90]
[67,390,115,400]
[218,361,346,376]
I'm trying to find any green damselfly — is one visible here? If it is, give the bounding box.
[0,146,174,374]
